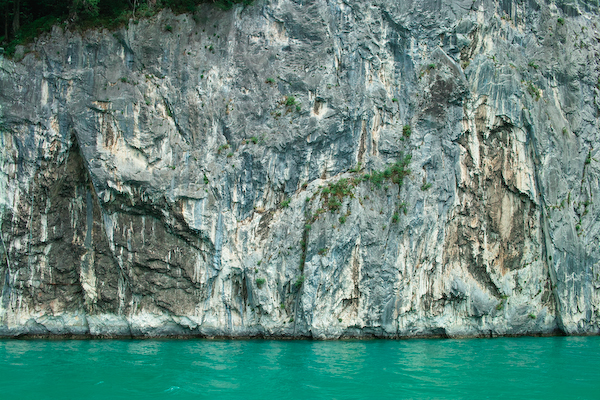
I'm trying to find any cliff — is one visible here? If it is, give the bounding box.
[1,0,599,338]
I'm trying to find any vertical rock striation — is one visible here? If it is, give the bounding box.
[0,0,599,338]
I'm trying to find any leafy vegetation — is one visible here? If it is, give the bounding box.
[256,277,265,287]
[285,95,297,106]
[526,81,541,101]
[294,275,305,289]
[217,143,230,154]
[1,0,254,57]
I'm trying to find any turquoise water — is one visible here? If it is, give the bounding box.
[1,337,599,399]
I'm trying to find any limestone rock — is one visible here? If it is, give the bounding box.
[0,0,599,338]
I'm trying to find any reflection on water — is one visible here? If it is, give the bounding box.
[0,336,598,399]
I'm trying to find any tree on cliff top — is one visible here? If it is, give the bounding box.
[0,0,253,56]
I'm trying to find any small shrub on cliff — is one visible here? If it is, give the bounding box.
[526,82,541,101]
[217,144,230,154]
[294,275,305,289]
[285,96,297,106]
[403,125,411,139]
[256,278,266,287]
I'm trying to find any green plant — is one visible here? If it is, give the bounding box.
[227,152,234,158]
[256,278,266,287]
[204,174,209,185]
[496,303,503,311]
[403,125,411,139]
[257,260,262,266]
[217,144,230,154]
[428,63,436,70]
[294,275,305,289]
[339,215,347,224]
[392,212,399,223]
[265,78,275,84]
[281,198,291,208]
[338,318,343,322]
[369,170,385,188]
[421,182,432,191]
[208,45,214,52]
[392,98,398,102]
[528,61,539,70]
[399,202,408,215]
[285,96,297,106]
[296,104,302,112]
[557,17,565,25]
[165,25,173,32]
[528,313,537,319]
[305,224,312,231]
[585,151,592,165]
[318,248,328,256]
[526,82,541,101]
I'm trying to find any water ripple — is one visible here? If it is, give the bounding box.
[0,337,598,400]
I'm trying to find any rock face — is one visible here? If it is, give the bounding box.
[0,0,599,338]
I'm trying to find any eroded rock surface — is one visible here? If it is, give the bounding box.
[1,0,599,338]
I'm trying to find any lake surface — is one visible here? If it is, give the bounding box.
[1,336,598,399]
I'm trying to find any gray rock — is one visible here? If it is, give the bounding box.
[0,0,599,339]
